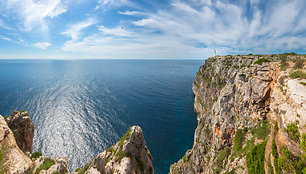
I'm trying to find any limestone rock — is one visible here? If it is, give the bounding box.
[170,55,306,174]
[5,111,34,154]
[77,126,154,174]
[0,115,32,174]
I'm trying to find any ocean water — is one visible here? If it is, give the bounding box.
[0,59,203,173]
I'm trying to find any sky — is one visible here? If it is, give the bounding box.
[0,0,305,59]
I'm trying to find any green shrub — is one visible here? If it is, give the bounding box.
[35,158,55,174]
[289,71,306,79]
[286,123,300,141]
[251,120,270,140]
[274,122,279,137]
[233,129,247,153]
[300,82,306,86]
[301,133,306,152]
[246,141,267,174]
[75,168,80,172]
[78,163,91,174]
[30,152,42,160]
[216,147,231,167]
[277,156,286,170]
[281,146,292,159]
[254,58,271,65]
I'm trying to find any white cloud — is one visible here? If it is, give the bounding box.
[95,0,131,10]
[1,0,67,32]
[61,0,306,59]
[33,42,51,49]
[61,18,97,42]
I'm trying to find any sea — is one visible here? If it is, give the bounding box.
[0,59,203,173]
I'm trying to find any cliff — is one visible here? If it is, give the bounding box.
[0,111,153,174]
[170,54,305,174]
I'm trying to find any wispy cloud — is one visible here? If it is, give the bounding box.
[33,42,51,49]
[1,0,305,59]
[1,0,67,32]
[61,18,97,42]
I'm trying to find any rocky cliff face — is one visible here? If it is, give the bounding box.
[170,54,305,174]
[0,110,153,174]
[0,115,32,173]
[76,126,154,174]
[5,111,34,154]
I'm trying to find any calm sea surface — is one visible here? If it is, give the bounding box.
[0,59,203,173]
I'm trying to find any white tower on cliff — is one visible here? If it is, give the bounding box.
[213,50,217,57]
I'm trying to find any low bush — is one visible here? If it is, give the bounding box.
[30,152,42,160]
[289,70,306,79]
[246,141,267,174]
[301,133,306,152]
[35,158,55,174]
[254,58,271,65]
[216,147,231,166]
[285,123,300,142]
[233,128,247,153]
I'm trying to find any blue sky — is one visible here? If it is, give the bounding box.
[0,0,305,59]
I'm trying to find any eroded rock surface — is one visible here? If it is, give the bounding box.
[5,111,34,154]
[0,116,32,173]
[77,126,154,174]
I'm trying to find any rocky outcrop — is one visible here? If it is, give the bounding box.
[170,54,305,174]
[1,111,70,174]
[0,115,32,174]
[1,109,153,174]
[5,111,34,154]
[77,126,154,174]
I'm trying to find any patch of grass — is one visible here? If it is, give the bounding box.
[254,58,271,65]
[233,128,247,153]
[0,146,7,174]
[285,122,300,142]
[118,127,132,147]
[78,162,91,174]
[246,141,267,174]
[216,147,231,167]
[35,158,55,174]
[75,168,80,172]
[30,152,42,160]
[52,172,59,174]
[251,120,270,140]
[289,70,306,79]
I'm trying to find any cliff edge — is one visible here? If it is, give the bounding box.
[170,54,305,174]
